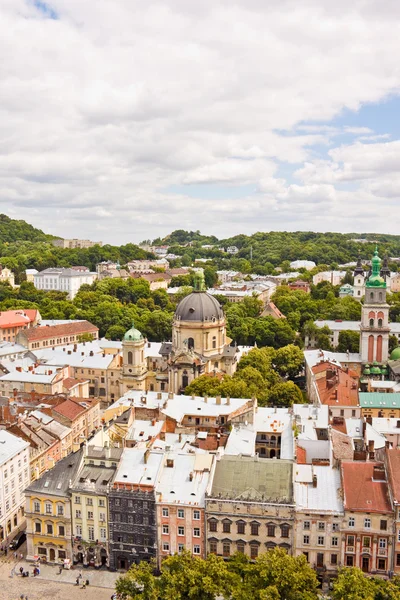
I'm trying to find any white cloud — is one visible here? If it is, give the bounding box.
[0,0,400,241]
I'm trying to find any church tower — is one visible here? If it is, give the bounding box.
[121,322,147,392]
[353,254,365,300]
[360,247,390,364]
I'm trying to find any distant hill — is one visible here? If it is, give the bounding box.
[0,214,54,244]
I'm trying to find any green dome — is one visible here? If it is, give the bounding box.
[363,365,371,375]
[366,247,386,289]
[370,363,382,375]
[123,321,143,342]
[390,347,400,361]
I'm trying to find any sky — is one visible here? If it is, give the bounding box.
[1,0,400,245]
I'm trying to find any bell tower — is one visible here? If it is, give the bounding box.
[121,322,147,391]
[360,247,390,363]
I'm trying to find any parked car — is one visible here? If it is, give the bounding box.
[9,532,26,550]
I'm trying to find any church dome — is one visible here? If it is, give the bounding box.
[366,247,386,288]
[123,321,143,342]
[175,269,224,322]
[390,347,400,361]
[175,292,224,322]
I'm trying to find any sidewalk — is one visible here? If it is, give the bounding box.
[10,558,120,589]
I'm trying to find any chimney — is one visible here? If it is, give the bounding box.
[166,458,174,468]
[373,465,386,481]
[204,396,208,404]
[216,395,221,405]
[189,472,193,482]
[168,392,174,400]
[178,433,182,442]
[368,439,375,460]
[144,448,150,464]
[312,474,317,488]
[157,392,162,400]
[226,396,230,406]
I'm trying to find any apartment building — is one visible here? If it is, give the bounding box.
[156,453,213,564]
[206,456,294,561]
[0,309,40,342]
[341,461,394,576]
[52,238,102,249]
[34,268,97,299]
[17,320,99,350]
[0,431,30,545]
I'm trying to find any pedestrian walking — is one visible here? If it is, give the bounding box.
[19,566,24,575]
[14,551,17,560]
[78,570,82,579]
[20,552,23,560]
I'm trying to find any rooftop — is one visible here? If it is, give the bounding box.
[304,349,362,369]
[26,449,83,496]
[210,455,293,503]
[294,465,343,514]
[22,321,98,342]
[359,392,400,409]
[156,453,213,506]
[341,461,392,513]
[386,449,400,504]
[113,448,163,486]
[0,430,30,465]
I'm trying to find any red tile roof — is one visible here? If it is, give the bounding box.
[386,448,400,504]
[341,461,392,513]
[52,399,86,421]
[62,378,89,390]
[23,320,98,342]
[313,361,359,407]
[0,309,39,329]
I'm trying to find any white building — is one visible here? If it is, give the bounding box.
[34,268,97,299]
[312,271,346,286]
[0,430,30,544]
[290,260,316,271]
[305,320,400,349]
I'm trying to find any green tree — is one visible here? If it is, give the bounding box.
[273,345,304,379]
[115,560,159,600]
[337,330,360,353]
[389,334,399,354]
[331,567,376,600]
[268,381,304,407]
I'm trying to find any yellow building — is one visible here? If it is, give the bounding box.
[70,443,123,567]
[25,449,83,563]
[359,392,400,419]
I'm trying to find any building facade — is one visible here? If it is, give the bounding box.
[34,268,97,299]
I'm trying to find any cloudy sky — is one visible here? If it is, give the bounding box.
[1,0,400,244]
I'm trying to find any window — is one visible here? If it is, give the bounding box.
[75,510,81,519]
[209,521,217,532]
[178,509,185,519]
[378,558,386,571]
[281,524,289,538]
[193,528,200,537]
[396,554,400,567]
[98,499,105,507]
[332,523,339,532]
[223,542,230,557]
[47,523,53,535]
[364,518,371,529]
[237,542,245,554]
[4,470,7,479]
[162,525,169,535]
[223,521,231,534]
[318,522,325,531]
[57,505,64,516]
[162,508,169,518]
[317,536,325,546]
[88,526,95,541]
[348,517,355,528]
[87,511,94,520]
[76,525,82,536]
[363,537,371,548]
[193,545,201,555]
[99,512,106,522]
[346,555,354,566]
[193,510,200,520]
[303,521,310,530]
[347,535,355,546]
[34,501,40,513]
[379,538,387,549]
[303,535,310,545]
[59,525,65,536]
[178,526,185,536]
[86,498,93,506]
[331,537,338,547]
[250,545,259,559]
[75,496,81,504]
[45,503,52,514]
[35,522,41,533]
[380,520,387,531]
[178,544,185,553]
[267,524,275,537]
[210,541,217,554]
[162,542,170,552]
[331,554,338,565]
[251,523,259,536]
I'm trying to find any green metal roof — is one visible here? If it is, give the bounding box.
[359,392,400,409]
[210,455,293,503]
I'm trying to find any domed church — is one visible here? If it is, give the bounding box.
[168,271,239,393]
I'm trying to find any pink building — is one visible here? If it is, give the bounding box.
[156,452,213,565]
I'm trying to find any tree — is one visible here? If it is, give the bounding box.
[273,345,304,379]
[331,567,377,600]
[389,334,399,354]
[268,381,304,407]
[115,560,159,600]
[337,330,360,353]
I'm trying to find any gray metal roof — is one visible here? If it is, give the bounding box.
[25,448,83,497]
[175,291,224,322]
[210,455,293,503]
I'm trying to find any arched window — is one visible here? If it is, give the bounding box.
[182,370,189,389]
[127,351,133,365]
[369,318,374,327]
[358,291,361,296]
[188,337,194,350]
[377,335,383,362]
[378,319,383,327]
[368,335,374,362]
